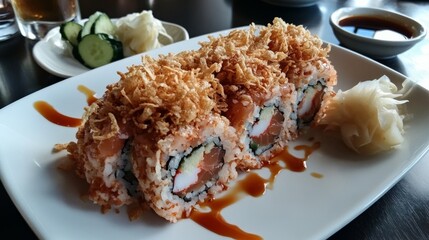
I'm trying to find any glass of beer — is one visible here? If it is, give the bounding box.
[9,0,81,40]
[0,0,18,41]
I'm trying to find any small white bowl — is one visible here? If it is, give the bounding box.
[330,7,426,59]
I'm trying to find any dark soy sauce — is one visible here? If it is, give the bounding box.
[34,101,82,127]
[77,85,98,105]
[34,85,98,127]
[339,15,414,41]
[190,142,321,239]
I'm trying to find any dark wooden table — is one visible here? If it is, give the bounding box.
[1,0,428,239]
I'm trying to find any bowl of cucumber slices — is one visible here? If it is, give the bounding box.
[32,10,189,78]
[60,12,124,69]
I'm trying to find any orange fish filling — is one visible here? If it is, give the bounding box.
[173,145,225,198]
[250,108,285,153]
[297,83,325,125]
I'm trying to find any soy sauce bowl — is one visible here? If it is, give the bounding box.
[330,7,426,59]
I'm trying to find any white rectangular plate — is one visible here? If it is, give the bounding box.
[1,27,429,240]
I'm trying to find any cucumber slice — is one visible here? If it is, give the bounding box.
[79,11,102,40]
[91,13,116,37]
[106,37,124,60]
[76,33,122,69]
[72,45,84,64]
[60,21,82,47]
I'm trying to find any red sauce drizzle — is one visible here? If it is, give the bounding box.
[190,141,321,239]
[34,85,98,127]
[33,101,82,127]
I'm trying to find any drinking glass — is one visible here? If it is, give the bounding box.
[9,0,81,40]
[0,0,18,41]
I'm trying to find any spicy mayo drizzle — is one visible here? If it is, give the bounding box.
[34,85,98,127]
[190,141,321,239]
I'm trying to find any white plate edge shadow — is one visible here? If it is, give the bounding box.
[32,19,189,78]
[1,26,429,240]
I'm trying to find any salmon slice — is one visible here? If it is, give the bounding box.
[97,136,126,158]
[173,142,225,197]
[249,106,285,153]
[224,97,254,133]
[298,84,325,124]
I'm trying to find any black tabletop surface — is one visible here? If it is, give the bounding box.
[1,0,428,239]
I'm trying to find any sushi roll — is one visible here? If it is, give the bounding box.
[192,23,291,169]
[111,54,238,222]
[194,19,337,170]
[256,17,338,128]
[66,49,238,221]
[293,62,337,128]
[64,17,338,222]
[223,83,298,170]
[132,113,238,222]
[67,99,139,212]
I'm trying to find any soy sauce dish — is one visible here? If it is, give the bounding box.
[330,7,426,59]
